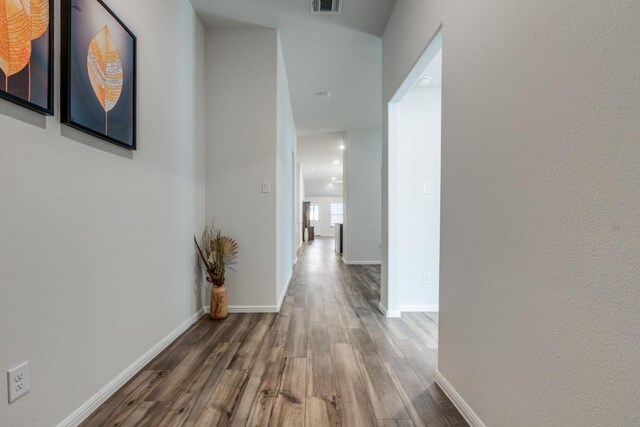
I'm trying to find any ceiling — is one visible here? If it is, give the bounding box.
[190,0,396,135]
[297,132,345,197]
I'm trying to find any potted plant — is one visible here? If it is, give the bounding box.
[194,224,238,320]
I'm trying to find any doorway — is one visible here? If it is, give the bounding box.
[386,31,442,316]
[297,132,345,244]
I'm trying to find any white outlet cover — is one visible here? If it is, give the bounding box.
[262,180,271,193]
[7,362,29,403]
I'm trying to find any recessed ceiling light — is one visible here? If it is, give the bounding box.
[332,177,336,181]
[311,168,316,172]
[333,160,340,165]
[339,144,345,150]
[316,91,332,99]
[328,183,334,187]
[417,76,432,88]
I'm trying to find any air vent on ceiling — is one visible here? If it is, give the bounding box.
[311,0,342,14]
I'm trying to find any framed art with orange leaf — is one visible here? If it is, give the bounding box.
[61,0,136,149]
[0,0,54,115]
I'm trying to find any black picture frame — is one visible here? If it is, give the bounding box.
[0,0,54,116]
[61,0,137,150]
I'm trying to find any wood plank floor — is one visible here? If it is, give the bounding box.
[82,238,467,426]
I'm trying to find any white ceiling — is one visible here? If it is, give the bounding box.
[190,0,395,135]
[298,132,345,197]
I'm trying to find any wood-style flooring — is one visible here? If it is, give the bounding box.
[82,238,466,426]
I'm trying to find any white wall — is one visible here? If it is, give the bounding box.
[0,1,205,425]
[307,197,342,237]
[205,28,278,308]
[383,1,640,425]
[343,129,382,264]
[396,88,441,311]
[276,34,297,300]
[205,28,295,310]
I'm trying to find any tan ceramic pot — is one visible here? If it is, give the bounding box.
[210,285,228,320]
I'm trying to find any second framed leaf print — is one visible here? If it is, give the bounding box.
[61,0,136,150]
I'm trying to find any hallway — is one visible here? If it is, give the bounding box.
[83,238,465,426]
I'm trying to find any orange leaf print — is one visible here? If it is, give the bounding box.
[87,25,123,113]
[0,0,32,82]
[19,0,49,40]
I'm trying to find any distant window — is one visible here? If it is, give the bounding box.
[330,203,343,226]
[310,204,320,221]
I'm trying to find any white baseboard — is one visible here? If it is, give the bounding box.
[400,304,439,312]
[203,278,291,315]
[60,272,294,426]
[434,370,486,427]
[342,259,381,265]
[276,275,291,311]
[57,308,206,427]
[203,305,277,313]
[203,270,293,315]
[229,305,280,313]
[377,301,401,318]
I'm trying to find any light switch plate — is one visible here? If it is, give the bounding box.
[262,180,271,193]
[7,362,29,403]
[423,182,433,194]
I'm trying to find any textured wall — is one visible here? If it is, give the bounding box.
[205,28,279,308]
[383,0,640,424]
[0,1,206,424]
[276,34,297,300]
[344,129,382,264]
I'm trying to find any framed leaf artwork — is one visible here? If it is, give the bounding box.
[0,0,54,115]
[61,0,136,150]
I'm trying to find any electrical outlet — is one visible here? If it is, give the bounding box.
[7,362,29,403]
[423,273,432,285]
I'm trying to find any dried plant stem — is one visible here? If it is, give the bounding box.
[194,237,208,266]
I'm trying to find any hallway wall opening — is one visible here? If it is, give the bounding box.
[385,31,442,316]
